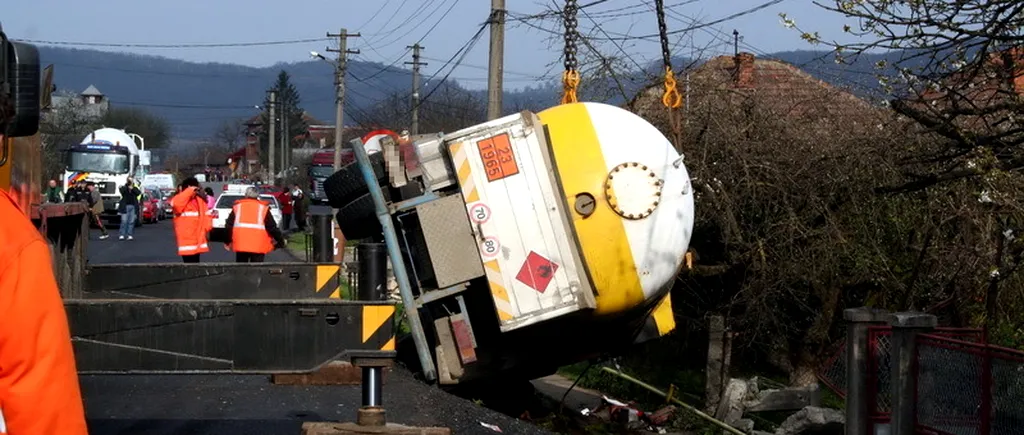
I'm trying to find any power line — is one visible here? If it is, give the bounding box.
[116,101,257,109]
[364,0,439,46]
[355,0,395,33]
[14,37,329,48]
[373,0,462,49]
[595,0,787,41]
[419,55,542,78]
[355,0,461,82]
[416,22,490,111]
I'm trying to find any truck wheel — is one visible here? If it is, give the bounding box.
[334,189,390,240]
[323,152,387,208]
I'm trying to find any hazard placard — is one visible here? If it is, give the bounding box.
[515,251,559,293]
[478,133,519,182]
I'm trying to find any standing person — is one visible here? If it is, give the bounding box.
[43,179,62,203]
[291,183,307,231]
[204,187,216,210]
[117,177,141,241]
[86,182,110,240]
[65,181,82,203]
[0,188,90,435]
[275,184,293,232]
[224,187,285,263]
[171,177,211,263]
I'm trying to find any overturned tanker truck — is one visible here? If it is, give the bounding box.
[325,103,695,385]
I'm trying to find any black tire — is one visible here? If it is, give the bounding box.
[335,189,390,240]
[323,152,388,208]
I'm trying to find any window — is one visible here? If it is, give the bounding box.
[216,195,279,209]
[309,166,335,178]
[66,151,130,173]
[215,195,243,209]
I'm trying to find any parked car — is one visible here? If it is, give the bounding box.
[140,191,160,224]
[145,187,167,220]
[159,188,175,216]
[209,191,282,240]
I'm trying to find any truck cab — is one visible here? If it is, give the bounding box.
[63,128,145,224]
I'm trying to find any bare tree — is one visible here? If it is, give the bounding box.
[212,118,247,151]
[39,90,97,181]
[363,83,486,134]
[782,1,1024,193]
[781,0,1024,336]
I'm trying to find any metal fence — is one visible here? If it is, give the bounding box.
[814,321,1017,434]
[915,334,1024,435]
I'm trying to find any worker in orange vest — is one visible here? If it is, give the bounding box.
[0,189,89,435]
[224,187,285,263]
[171,177,212,263]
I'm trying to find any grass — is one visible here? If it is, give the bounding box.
[285,231,309,260]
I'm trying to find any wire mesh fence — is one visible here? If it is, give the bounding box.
[817,337,847,398]
[915,333,1024,435]
[916,334,987,435]
[868,327,893,417]
[813,320,1024,434]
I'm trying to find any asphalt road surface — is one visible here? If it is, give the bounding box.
[82,220,550,435]
[87,218,296,264]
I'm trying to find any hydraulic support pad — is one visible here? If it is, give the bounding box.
[357,243,389,425]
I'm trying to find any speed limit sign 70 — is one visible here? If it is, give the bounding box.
[468,202,491,224]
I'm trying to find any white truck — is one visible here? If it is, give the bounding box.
[63,128,147,224]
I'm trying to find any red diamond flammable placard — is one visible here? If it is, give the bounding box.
[515,251,559,293]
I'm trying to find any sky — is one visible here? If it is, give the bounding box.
[4,0,857,90]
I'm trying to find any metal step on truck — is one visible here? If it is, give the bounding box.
[323,100,696,386]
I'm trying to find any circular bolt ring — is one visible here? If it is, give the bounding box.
[605,162,663,220]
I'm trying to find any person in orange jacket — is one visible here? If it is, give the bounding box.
[0,189,89,435]
[224,187,285,263]
[171,177,212,263]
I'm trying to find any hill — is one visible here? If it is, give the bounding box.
[37,46,898,143]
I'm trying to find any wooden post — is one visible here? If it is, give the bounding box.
[705,316,729,412]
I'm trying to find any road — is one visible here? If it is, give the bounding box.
[88,217,296,264]
[82,220,550,435]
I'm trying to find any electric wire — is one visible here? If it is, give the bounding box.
[414,22,489,113]
[14,37,329,48]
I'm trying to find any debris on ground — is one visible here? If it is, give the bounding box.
[774,406,844,435]
[480,421,503,432]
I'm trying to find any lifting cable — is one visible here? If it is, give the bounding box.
[561,0,581,105]
[655,0,684,149]
[655,0,682,110]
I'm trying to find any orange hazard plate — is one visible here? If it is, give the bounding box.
[478,133,519,182]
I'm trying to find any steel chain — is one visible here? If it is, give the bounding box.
[654,0,671,69]
[563,0,579,73]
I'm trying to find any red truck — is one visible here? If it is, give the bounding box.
[307,148,352,205]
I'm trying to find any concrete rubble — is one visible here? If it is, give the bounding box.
[773,407,844,435]
[712,377,840,435]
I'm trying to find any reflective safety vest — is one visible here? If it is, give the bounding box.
[171,187,211,256]
[0,190,89,435]
[231,198,274,254]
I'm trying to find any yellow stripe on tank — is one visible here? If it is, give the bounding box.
[538,103,645,316]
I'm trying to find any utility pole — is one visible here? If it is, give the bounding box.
[281,101,289,181]
[486,0,506,120]
[405,44,427,135]
[268,90,277,181]
[327,28,360,170]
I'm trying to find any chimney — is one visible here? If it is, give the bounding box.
[734,52,755,88]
